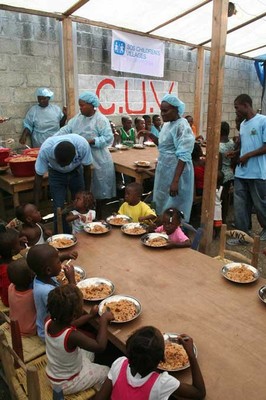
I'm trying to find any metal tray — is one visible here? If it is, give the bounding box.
[106,215,132,226]
[47,234,77,249]
[158,332,197,372]
[221,262,259,284]
[84,221,111,234]
[121,223,147,236]
[141,233,169,248]
[98,294,141,323]
[77,277,115,301]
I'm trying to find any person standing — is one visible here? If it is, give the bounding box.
[153,94,195,221]
[20,88,67,148]
[33,134,92,233]
[228,94,266,244]
[57,91,116,216]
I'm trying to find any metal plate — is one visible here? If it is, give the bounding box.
[134,160,151,168]
[221,262,259,284]
[133,144,145,149]
[158,332,197,372]
[141,233,169,248]
[143,141,156,147]
[258,286,266,303]
[115,144,129,150]
[77,277,115,301]
[47,234,77,249]
[57,265,86,285]
[121,223,147,236]
[84,221,111,234]
[106,214,132,226]
[98,294,141,323]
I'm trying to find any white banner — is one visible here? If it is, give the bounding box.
[111,30,165,77]
[78,74,178,116]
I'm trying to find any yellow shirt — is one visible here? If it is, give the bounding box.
[118,201,156,222]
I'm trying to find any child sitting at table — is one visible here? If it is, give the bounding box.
[94,326,206,400]
[118,182,156,223]
[65,191,96,234]
[154,208,191,248]
[15,203,52,246]
[119,116,135,145]
[45,284,113,394]
[26,243,77,341]
[7,258,36,336]
[0,225,21,306]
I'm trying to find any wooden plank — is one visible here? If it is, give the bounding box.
[63,0,90,17]
[62,18,76,119]
[193,46,204,134]
[200,0,229,253]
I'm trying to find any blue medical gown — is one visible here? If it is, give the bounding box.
[153,118,195,221]
[23,104,63,147]
[58,110,116,199]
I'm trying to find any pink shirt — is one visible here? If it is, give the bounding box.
[112,359,159,400]
[155,226,189,243]
[8,283,37,336]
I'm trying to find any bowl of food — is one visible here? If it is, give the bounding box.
[134,161,151,168]
[0,148,11,166]
[115,144,129,151]
[98,294,141,323]
[221,262,259,283]
[158,333,197,371]
[22,148,40,158]
[143,141,156,147]
[106,215,132,226]
[133,144,145,149]
[84,222,111,234]
[121,223,147,236]
[47,234,77,249]
[57,266,86,285]
[77,277,115,301]
[4,155,37,177]
[141,233,169,248]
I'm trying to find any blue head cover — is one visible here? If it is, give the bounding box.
[162,94,185,116]
[36,88,54,99]
[79,92,100,107]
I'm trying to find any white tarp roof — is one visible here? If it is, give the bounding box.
[1,0,266,59]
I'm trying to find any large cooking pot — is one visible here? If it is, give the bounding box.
[4,155,37,177]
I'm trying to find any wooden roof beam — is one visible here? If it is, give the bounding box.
[0,4,63,19]
[63,0,90,17]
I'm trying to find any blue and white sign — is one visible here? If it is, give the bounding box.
[111,30,165,77]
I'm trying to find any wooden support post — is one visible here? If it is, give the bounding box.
[194,46,204,134]
[62,18,76,119]
[200,0,229,254]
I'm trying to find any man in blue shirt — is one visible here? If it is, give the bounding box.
[34,134,92,233]
[228,94,266,244]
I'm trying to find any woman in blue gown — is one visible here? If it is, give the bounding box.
[58,92,116,214]
[153,94,195,221]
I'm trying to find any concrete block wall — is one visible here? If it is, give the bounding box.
[0,11,63,145]
[0,10,262,144]
[77,23,262,135]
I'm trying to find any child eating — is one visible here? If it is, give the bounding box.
[16,203,52,246]
[66,190,96,233]
[118,182,156,223]
[119,116,135,145]
[7,258,36,336]
[94,326,206,400]
[45,284,113,394]
[26,243,77,341]
[155,208,191,248]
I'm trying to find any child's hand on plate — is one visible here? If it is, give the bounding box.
[178,334,195,358]
[66,250,78,260]
[63,264,76,284]
[89,305,99,317]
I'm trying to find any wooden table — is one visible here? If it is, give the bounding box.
[111,146,158,183]
[0,171,48,217]
[73,229,266,400]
